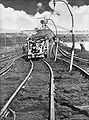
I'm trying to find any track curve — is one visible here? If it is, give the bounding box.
[57,46,89,77]
[42,59,55,120]
[0,58,55,120]
[50,45,89,119]
[0,59,33,119]
[0,54,25,76]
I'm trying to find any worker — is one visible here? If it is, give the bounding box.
[80,40,86,51]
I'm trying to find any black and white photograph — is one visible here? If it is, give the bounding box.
[0,0,89,119]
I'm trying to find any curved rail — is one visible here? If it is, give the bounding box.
[0,54,25,75]
[0,60,33,119]
[59,46,89,63]
[56,47,89,77]
[53,45,89,77]
[0,47,22,59]
[42,59,55,120]
[58,56,89,76]
[0,51,23,62]
[52,44,89,76]
[56,57,89,112]
[52,48,89,116]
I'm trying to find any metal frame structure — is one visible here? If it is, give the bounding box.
[53,0,75,71]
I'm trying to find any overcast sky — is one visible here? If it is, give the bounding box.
[0,0,89,31]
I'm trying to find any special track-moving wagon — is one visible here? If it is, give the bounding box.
[22,29,49,59]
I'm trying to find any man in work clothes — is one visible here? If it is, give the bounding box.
[80,40,86,51]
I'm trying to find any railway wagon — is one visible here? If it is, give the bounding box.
[22,31,49,59]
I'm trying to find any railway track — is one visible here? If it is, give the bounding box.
[0,49,22,72]
[0,47,22,58]
[0,58,54,120]
[0,57,33,119]
[1,44,89,120]
[59,47,89,63]
[0,47,26,75]
[0,51,23,63]
[0,54,25,76]
[48,45,89,119]
[58,47,89,76]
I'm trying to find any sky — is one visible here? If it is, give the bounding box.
[0,0,89,31]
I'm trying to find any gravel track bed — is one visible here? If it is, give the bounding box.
[1,59,50,120]
[46,58,89,120]
[0,47,22,58]
[1,56,89,120]
[0,50,23,72]
[0,58,31,110]
[0,61,8,71]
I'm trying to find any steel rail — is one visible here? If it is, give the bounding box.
[53,45,89,76]
[42,59,55,120]
[57,56,89,77]
[0,59,16,76]
[58,48,88,62]
[54,40,89,63]
[55,56,89,114]
[0,49,21,58]
[58,46,89,63]
[0,51,23,62]
[0,60,33,118]
[51,46,89,117]
[57,48,89,76]
[0,46,22,58]
[0,54,26,75]
[43,57,89,120]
